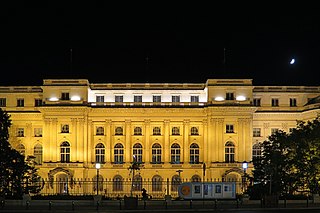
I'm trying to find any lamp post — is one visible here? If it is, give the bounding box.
[95,163,101,195]
[242,161,248,193]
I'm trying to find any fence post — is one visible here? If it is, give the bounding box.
[49,200,52,210]
[190,200,192,209]
[72,200,75,210]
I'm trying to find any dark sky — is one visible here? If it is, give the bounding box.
[1,4,319,86]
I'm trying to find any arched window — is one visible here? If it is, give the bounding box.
[190,127,199,135]
[172,127,180,135]
[134,127,142,135]
[152,143,162,164]
[114,143,124,164]
[16,143,25,156]
[133,143,143,163]
[95,143,105,163]
[153,127,161,135]
[152,175,163,192]
[225,141,235,163]
[252,143,262,159]
[33,144,43,164]
[132,175,142,191]
[171,143,181,164]
[60,141,70,163]
[191,174,201,182]
[113,175,123,191]
[115,127,123,135]
[171,175,181,191]
[190,143,199,164]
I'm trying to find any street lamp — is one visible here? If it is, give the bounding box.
[95,163,101,195]
[242,161,248,193]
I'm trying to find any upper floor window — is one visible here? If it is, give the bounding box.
[115,127,123,135]
[61,124,69,133]
[134,95,142,102]
[34,144,43,165]
[171,143,181,164]
[290,98,297,107]
[17,98,24,107]
[226,92,234,100]
[17,128,24,137]
[153,95,161,103]
[271,98,279,107]
[114,143,124,164]
[225,141,235,163]
[115,95,123,103]
[253,128,261,137]
[191,96,199,103]
[95,143,105,163]
[172,95,180,103]
[0,98,6,107]
[34,128,42,137]
[253,98,261,106]
[17,144,25,156]
[134,127,142,135]
[133,143,143,163]
[61,92,70,100]
[96,95,104,103]
[189,143,200,164]
[153,127,161,135]
[190,127,199,135]
[60,141,70,163]
[96,126,104,135]
[172,127,180,135]
[226,124,234,133]
[34,99,42,107]
[151,143,162,164]
[252,143,262,159]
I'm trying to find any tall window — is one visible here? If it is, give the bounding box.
[0,98,6,107]
[132,175,142,191]
[113,175,123,191]
[152,175,162,192]
[190,143,199,164]
[16,144,25,156]
[252,143,262,159]
[17,98,24,107]
[115,127,123,135]
[171,175,181,191]
[34,99,42,107]
[152,143,162,164]
[153,127,161,135]
[96,127,104,135]
[171,143,181,164]
[114,143,124,164]
[290,98,297,107]
[190,127,199,135]
[172,127,180,135]
[60,141,70,163]
[225,141,235,163]
[33,144,43,164]
[153,95,161,102]
[253,98,261,106]
[95,143,105,163]
[271,98,279,107]
[133,143,143,163]
[134,127,142,135]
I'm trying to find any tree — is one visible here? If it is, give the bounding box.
[0,108,42,198]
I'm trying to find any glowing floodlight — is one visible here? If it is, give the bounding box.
[214,96,225,101]
[236,96,246,101]
[49,97,59,101]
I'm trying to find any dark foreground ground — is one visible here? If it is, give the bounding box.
[1,199,320,213]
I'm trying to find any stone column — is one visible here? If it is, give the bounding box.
[164,120,170,163]
[105,119,112,163]
[125,120,131,162]
[144,119,150,163]
[183,119,190,163]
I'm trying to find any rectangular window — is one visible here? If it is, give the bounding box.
[290,98,297,107]
[61,92,70,100]
[96,95,104,103]
[61,124,69,133]
[134,95,142,102]
[153,95,161,102]
[17,98,24,107]
[34,99,42,107]
[253,128,261,137]
[96,127,104,135]
[0,98,6,107]
[253,98,261,106]
[191,95,199,103]
[226,92,234,100]
[115,95,123,102]
[17,128,24,137]
[226,124,234,133]
[271,98,279,107]
[271,128,279,135]
[34,128,42,137]
[172,95,180,103]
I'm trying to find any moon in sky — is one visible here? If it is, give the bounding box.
[290,58,295,64]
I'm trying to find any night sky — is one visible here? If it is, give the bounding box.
[1,4,319,86]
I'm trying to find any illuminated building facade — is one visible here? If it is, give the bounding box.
[0,79,319,196]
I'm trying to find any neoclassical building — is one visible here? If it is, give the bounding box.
[0,78,319,196]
